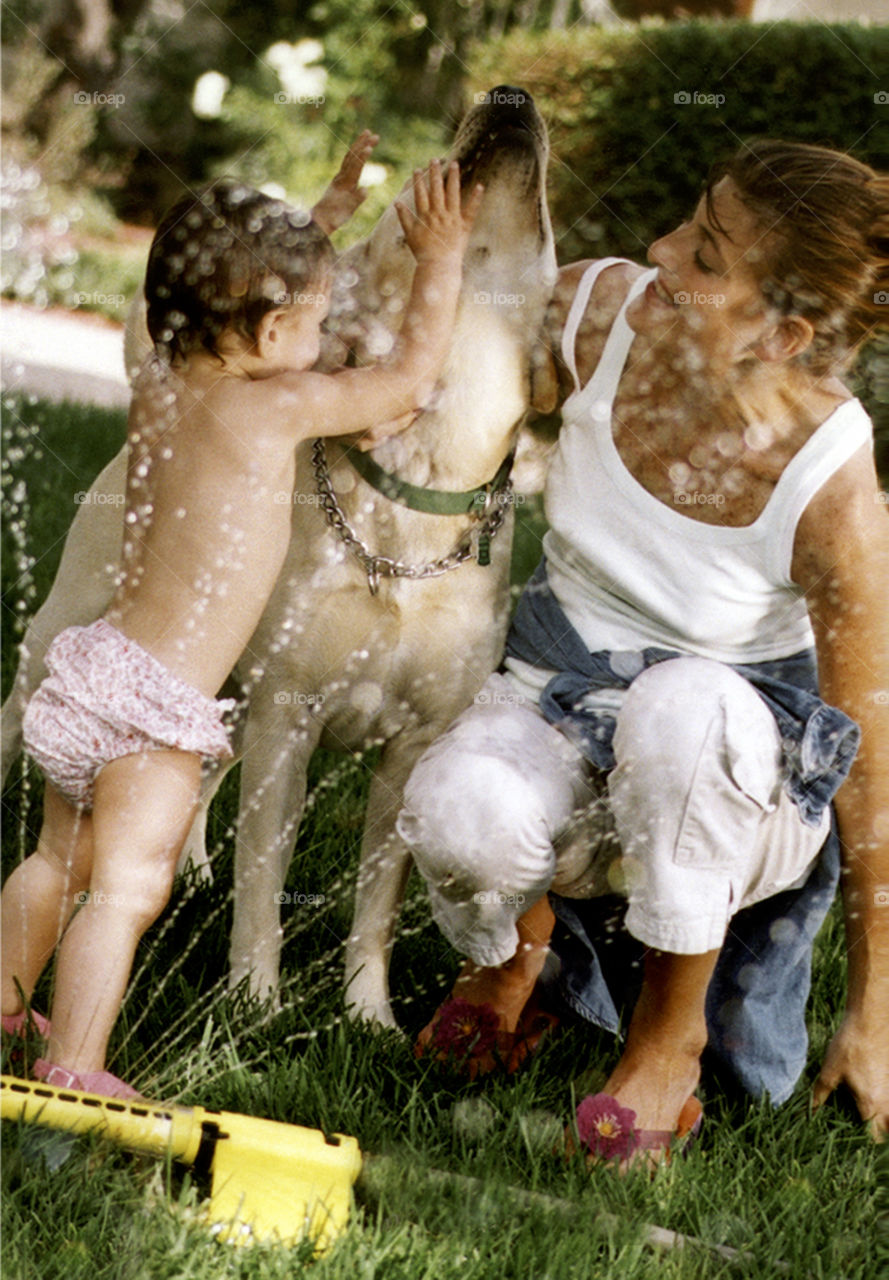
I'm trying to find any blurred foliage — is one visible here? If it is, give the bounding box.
[1,8,886,467]
[1,0,610,220]
[469,21,889,262]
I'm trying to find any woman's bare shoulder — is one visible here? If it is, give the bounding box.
[544,258,644,396]
[792,437,886,590]
[551,258,644,324]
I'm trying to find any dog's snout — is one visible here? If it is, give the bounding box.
[454,85,546,190]
[483,85,536,127]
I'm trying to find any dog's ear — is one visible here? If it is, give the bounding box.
[529,340,559,415]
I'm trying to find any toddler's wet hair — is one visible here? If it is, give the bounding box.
[145,179,334,363]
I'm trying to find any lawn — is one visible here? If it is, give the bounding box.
[1,394,884,1280]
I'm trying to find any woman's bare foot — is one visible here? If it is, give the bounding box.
[567,944,718,1169]
[598,1043,702,1143]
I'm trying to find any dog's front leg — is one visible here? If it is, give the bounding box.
[229,706,322,1001]
[345,732,438,1029]
[174,752,238,882]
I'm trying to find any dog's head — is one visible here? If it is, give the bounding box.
[126,88,557,447]
[328,87,555,363]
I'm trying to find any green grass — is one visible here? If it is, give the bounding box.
[1,396,883,1279]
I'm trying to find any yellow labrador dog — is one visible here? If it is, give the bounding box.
[1,86,557,1028]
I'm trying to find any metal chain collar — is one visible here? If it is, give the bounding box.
[311,438,513,596]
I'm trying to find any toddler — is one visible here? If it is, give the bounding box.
[1,137,482,1097]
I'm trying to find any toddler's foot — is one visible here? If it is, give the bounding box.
[32,1058,143,1101]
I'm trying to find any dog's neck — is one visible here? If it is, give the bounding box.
[369,358,527,491]
[336,296,536,491]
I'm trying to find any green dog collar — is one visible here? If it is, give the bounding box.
[345,447,514,516]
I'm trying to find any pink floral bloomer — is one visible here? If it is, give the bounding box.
[23,619,236,811]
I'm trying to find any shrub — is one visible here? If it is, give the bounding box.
[470,21,888,261]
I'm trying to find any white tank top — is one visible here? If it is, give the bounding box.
[541,258,875,664]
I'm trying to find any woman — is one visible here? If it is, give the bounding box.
[396,138,888,1158]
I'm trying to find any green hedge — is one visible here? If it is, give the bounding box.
[470,20,889,475]
[470,21,888,262]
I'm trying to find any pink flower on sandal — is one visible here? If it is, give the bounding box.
[430,998,500,1060]
[576,1092,640,1161]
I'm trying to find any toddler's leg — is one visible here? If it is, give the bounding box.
[1,784,93,1016]
[44,748,201,1076]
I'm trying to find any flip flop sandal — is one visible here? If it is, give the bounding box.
[417,987,560,1079]
[574,1092,703,1166]
[2,1009,51,1039]
[2,1009,51,1070]
[635,1095,703,1159]
[32,1058,143,1101]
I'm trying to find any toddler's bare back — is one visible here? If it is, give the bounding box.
[108,359,303,697]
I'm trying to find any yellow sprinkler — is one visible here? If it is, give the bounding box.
[0,1074,362,1252]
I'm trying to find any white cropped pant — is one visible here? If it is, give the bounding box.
[396,661,829,965]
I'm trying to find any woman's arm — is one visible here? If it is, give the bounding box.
[793,445,889,1139]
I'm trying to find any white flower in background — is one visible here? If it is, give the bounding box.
[191,71,231,120]
[265,40,328,101]
[359,162,387,188]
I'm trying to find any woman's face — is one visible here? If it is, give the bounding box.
[626,176,780,372]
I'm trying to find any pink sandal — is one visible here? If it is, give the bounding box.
[32,1058,143,1101]
[2,1009,51,1039]
[416,987,560,1079]
[575,1092,703,1164]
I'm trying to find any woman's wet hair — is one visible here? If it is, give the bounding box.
[706,138,889,374]
[145,179,335,363]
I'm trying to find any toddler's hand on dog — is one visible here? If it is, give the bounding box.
[395,159,483,264]
[312,129,380,235]
[357,407,420,449]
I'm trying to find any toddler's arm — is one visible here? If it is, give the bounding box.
[312,130,379,236]
[284,160,483,441]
